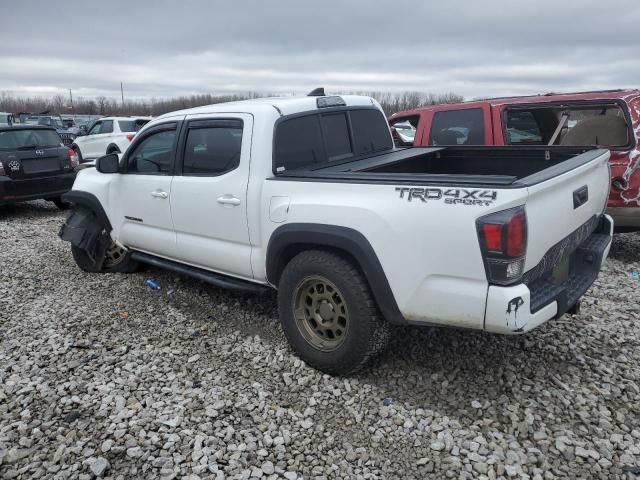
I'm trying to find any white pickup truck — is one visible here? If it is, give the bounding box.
[59,92,614,374]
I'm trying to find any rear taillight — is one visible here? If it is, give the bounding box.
[477,206,527,285]
[126,134,135,142]
[68,148,79,168]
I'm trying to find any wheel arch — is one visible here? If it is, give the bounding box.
[106,143,121,154]
[266,223,406,325]
[61,190,112,231]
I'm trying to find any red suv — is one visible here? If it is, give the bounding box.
[389,89,640,230]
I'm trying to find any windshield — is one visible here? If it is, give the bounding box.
[0,129,62,151]
[118,119,149,132]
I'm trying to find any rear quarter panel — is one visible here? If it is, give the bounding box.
[257,179,528,328]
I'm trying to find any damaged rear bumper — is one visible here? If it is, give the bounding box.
[484,214,613,334]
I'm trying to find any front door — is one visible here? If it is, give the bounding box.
[170,114,253,279]
[110,121,180,258]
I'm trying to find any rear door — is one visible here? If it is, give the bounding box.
[169,114,253,278]
[110,121,181,258]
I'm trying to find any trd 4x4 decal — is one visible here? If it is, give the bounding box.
[395,187,498,206]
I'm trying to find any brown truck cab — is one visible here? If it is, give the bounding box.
[389,89,640,230]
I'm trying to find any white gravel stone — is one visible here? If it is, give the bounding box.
[0,201,638,479]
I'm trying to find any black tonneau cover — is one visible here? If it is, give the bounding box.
[272,146,605,189]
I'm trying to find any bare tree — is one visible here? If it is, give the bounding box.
[0,90,464,118]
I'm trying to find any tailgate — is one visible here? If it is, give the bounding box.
[523,148,610,270]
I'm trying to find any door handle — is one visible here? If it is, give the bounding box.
[217,195,241,206]
[151,190,169,199]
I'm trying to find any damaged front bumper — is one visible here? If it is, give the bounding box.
[484,214,613,334]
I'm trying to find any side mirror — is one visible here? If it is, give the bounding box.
[95,153,120,174]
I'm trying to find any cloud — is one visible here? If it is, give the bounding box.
[1,0,639,100]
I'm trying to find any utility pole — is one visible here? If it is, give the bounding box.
[120,82,125,107]
[69,88,74,112]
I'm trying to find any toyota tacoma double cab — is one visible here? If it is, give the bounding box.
[389,89,640,231]
[59,92,613,374]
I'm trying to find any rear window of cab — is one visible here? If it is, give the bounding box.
[273,108,393,173]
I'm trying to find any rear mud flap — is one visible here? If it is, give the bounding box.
[58,207,111,268]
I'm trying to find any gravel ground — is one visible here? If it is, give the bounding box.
[0,201,639,480]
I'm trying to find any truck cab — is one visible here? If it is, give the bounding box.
[389,89,640,230]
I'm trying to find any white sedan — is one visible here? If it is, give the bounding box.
[71,116,150,162]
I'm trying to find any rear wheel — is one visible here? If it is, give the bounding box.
[106,145,120,155]
[277,250,390,375]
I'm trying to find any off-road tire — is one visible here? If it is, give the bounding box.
[71,244,138,273]
[278,250,391,375]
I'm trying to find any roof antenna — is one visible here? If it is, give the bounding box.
[307,87,325,97]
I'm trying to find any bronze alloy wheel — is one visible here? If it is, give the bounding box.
[293,275,350,352]
[104,242,128,268]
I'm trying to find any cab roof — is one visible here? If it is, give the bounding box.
[390,89,640,118]
[155,95,379,120]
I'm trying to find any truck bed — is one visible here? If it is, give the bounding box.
[275,146,606,188]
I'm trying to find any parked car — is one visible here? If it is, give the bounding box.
[389,89,640,231]
[23,115,77,146]
[0,125,78,208]
[390,120,416,144]
[59,93,612,374]
[70,116,150,162]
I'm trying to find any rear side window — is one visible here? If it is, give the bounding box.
[505,103,630,147]
[100,120,114,134]
[505,111,543,144]
[274,108,392,172]
[118,119,149,132]
[429,109,485,145]
[183,122,243,176]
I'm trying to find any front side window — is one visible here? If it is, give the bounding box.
[87,122,102,135]
[429,109,485,145]
[125,128,176,174]
[183,123,243,176]
[100,120,114,134]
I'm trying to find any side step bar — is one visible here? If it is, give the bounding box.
[130,252,271,294]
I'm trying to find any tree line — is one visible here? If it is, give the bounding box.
[0,90,464,118]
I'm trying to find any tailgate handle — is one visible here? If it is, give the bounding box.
[573,185,589,209]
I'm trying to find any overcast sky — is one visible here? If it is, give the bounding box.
[2,0,639,101]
